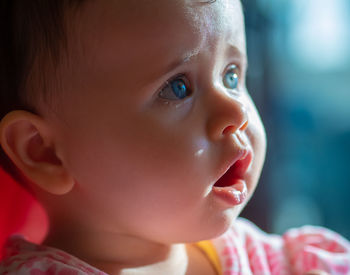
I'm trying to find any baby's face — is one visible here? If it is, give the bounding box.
[45,0,266,243]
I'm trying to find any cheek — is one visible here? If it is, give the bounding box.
[245,101,267,191]
[245,94,267,156]
[63,121,215,236]
[62,115,208,206]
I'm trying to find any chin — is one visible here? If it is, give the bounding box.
[192,207,243,242]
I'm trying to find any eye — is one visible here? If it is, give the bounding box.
[159,76,191,100]
[223,65,239,90]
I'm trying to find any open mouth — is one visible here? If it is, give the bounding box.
[214,162,240,187]
[214,150,252,187]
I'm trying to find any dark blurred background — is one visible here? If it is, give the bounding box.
[241,0,350,239]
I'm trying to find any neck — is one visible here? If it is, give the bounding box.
[43,229,190,275]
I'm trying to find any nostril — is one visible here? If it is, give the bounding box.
[222,121,248,135]
[222,125,235,135]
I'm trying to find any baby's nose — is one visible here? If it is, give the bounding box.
[206,89,248,141]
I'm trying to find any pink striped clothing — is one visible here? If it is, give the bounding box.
[211,218,350,275]
[0,218,349,274]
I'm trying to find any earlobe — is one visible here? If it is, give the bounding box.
[0,110,75,195]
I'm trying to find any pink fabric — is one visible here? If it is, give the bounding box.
[0,218,349,274]
[0,235,106,275]
[212,218,350,275]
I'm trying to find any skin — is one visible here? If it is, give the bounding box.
[0,0,267,274]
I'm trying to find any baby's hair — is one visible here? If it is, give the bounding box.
[0,0,86,183]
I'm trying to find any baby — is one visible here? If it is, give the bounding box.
[0,0,349,274]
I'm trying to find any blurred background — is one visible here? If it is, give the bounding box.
[241,0,350,239]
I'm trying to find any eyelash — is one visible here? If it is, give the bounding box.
[157,74,193,106]
[157,63,241,105]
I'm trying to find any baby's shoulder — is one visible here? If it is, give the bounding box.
[210,218,350,275]
[0,235,105,275]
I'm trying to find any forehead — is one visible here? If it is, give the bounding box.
[68,0,245,91]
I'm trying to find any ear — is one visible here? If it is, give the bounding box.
[0,110,75,195]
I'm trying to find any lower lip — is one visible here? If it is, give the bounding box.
[212,179,248,206]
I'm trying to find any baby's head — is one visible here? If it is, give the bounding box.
[0,0,266,244]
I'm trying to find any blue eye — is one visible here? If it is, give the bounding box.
[159,76,191,100]
[223,65,239,90]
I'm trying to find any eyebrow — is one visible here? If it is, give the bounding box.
[163,44,247,75]
[162,49,201,75]
[226,44,247,67]
[189,0,217,7]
